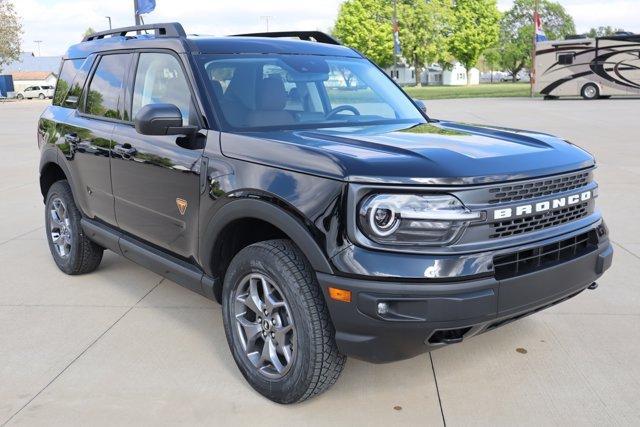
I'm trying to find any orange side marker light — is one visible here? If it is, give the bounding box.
[328,287,351,303]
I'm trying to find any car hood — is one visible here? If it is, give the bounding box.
[220,121,595,185]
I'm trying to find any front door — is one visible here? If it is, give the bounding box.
[110,51,204,259]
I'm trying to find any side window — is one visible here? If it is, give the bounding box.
[84,54,130,119]
[132,53,195,126]
[558,52,575,65]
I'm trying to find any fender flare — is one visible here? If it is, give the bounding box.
[200,198,334,277]
[38,149,71,195]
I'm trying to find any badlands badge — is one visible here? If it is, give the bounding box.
[176,198,188,215]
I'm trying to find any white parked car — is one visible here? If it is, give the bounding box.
[16,85,54,100]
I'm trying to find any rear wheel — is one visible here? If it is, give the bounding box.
[222,239,345,403]
[16,93,23,100]
[38,93,45,100]
[45,180,103,274]
[581,83,600,100]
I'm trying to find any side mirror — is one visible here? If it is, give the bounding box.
[134,103,197,136]
[413,99,427,114]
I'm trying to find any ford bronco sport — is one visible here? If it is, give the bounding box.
[38,23,613,403]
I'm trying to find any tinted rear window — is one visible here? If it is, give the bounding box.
[53,59,84,106]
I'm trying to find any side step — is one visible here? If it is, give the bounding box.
[81,218,219,301]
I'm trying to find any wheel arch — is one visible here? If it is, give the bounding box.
[201,198,334,300]
[39,158,68,199]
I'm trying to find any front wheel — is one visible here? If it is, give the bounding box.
[581,83,600,100]
[222,239,346,403]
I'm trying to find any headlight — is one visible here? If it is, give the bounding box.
[358,194,482,246]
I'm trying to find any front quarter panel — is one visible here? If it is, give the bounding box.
[199,132,349,276]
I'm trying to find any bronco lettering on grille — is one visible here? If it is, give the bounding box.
[493,190,592,220]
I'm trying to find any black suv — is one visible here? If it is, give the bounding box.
[38,23,613,403]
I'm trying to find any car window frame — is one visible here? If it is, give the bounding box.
[196,53,429,133]
[124,49,205,129]
[78,51,133,124]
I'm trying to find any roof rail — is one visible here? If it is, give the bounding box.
[83,22,186,42]
[231,31,341,45]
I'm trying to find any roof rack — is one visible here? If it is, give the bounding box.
[83,22,186,42]
[231,31,341,46]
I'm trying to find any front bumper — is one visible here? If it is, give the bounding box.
[319,237,613,363]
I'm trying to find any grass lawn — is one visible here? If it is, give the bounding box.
[404,82,533,100]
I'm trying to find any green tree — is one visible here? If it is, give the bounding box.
[587,26,625,38]
[333,0,394,68]
[83,27,96,39]
[479,46,501,83]
[0,0,22,72]
[398,0,454,85]
[448,0,501,84]
[498,0,575,81]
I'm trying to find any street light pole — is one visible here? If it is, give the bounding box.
[106,16,112,30]
[260,15,273,32]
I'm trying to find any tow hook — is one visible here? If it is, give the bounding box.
[588,282,598,290]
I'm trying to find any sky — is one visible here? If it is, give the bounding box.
[14,0,640,57]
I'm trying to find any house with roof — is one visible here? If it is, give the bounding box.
[1,52,62,93]
[10,71,57,92]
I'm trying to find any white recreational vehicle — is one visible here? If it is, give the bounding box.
[535,33,640,99]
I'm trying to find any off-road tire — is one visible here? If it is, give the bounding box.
[222,239,346,404]
[45,180,103,274]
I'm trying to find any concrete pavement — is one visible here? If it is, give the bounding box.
[1,98,639,426]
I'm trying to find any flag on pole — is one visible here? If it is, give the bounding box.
[136,0,156,15]
[393,22,402,55]
[534,11,547,42]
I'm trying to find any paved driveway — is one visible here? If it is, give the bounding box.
[1,98,639,426]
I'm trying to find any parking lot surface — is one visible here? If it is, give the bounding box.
[1,98,639,426]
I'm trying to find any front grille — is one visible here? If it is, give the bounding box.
[488,172,590,204]
[490,202,590,239]
[493,230,597,280]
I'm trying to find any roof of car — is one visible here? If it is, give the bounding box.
[64,23,361,60]
[188,36,361,57]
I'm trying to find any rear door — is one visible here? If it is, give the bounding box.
[110,51,204,259]
[60,53,132,225]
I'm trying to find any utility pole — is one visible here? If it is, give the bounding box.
[260,16,273,32]
[531,0,539,98]
[106,16,112,30]
[392,0,399,67]
[33,40,43,56]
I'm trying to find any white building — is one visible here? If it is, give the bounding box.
[10,71,57,92]
[386,64,417,86]
[442,63,480,86]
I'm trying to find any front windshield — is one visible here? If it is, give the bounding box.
[198,54,426,131]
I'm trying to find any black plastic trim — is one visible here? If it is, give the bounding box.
[81,218,218,299]
[83,23,187,42]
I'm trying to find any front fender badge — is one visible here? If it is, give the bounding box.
[176,198,188,215]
